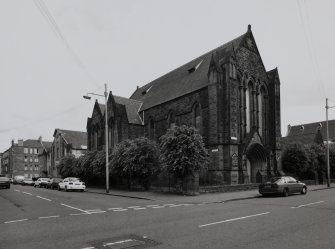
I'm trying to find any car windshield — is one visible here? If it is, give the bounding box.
[68,178,80,182]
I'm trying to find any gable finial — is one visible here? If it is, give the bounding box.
[248,24,251,32]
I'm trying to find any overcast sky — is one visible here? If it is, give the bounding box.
[1,0,335,152]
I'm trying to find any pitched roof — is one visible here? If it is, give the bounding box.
[98,103,106,115]
[23,139,44,148]
[56,129,87,150]
[42,141,53,152]
[114,96,142,125]
[130,30,248,111]
[282,133,322,145]
[286,120,335,141]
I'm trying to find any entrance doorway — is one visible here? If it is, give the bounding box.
[245,143,267,183]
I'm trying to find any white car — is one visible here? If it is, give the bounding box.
[58,177,85,192]
[34,178,49,188]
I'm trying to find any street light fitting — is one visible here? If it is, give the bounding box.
[83,95,91,100]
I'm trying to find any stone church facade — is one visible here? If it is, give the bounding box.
[87,25,282,185]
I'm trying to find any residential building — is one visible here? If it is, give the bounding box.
[1,137,52,178]
[0,153,3,175]
[284,120,335,145]
[87,25,282,185]
[50,129,87,177]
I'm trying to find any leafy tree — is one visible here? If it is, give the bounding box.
[328,144,335,178]
[306,144,326,175]
[159,125,209,179]
[282,143,309,178]
[111,137,160,189]
[58,155,79,178]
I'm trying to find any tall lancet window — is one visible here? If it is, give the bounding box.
[258,91,263,137]
[168,111,176,129]
[148,118,155,140]
[245,87,251,134]
[193,104,202,132]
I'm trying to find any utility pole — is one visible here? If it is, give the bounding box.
[326,98,335,188]
[83,84,109,193]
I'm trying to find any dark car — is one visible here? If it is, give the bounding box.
[259,176,307,197]
[46,178,63,190]
[21,178,35,186]
[0,176,11,189]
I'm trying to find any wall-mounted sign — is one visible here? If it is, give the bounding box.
[211,148,219,153]
[231,136,237,140]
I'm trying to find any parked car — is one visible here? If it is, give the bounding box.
[46,178,63,190]
[259,176,307,197]
[13,175,25,185]
[21,178,35,186]
[34,178,49,188]
[0,175,10,189]
[58,177,85,192]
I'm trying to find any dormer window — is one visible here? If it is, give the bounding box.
[188,60,203,73]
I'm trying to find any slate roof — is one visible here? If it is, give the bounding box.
[130,31,248,111]
[282,133,323,145]
[286,120,335,142]
[114,96,142,125]
[55,129,87,150]
[42,141,53,152]
[23,139,44,148]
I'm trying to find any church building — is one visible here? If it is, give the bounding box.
[87,25,282,185]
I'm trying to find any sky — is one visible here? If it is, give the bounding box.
[1,0,335,152]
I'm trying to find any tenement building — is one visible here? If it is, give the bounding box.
[87,25,282,185]
[1,137,52,179]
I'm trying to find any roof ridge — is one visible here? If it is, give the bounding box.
[114,95,143,103]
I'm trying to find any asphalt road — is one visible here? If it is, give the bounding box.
[0,185,334,249]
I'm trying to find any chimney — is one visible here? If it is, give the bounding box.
[11,139,14,146]
[39,136,42,143]
[18,139,23,147]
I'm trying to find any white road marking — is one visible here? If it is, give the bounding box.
[133,207,146,210]
[14,189,20,192]
[5,219,28,224]
[146,205,160,207]
[152,206,165,209]
[128,206,141,208]
[199,212,270,228]
[88,211,107,214]
[22,192,32,195]
[168,204,184,207]
[112,209,128,212]
[103,239,134,247]
[85,209,102,212]
[291,201,325,209]
[81,247,95,249]
[38,215,60,219]
[36,196,52,202]
[61,203,90,214]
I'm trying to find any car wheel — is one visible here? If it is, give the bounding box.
[58,186,61,191]
[65,187,68,192]
[283,188,289,197]
[80,189,84,192]
[301,187,307,195]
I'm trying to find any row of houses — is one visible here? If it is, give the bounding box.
[0,129,87,179]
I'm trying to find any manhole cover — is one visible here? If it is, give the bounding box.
[88,234,160,249]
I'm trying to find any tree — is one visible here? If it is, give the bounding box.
[159,125,209,179]
[58,155,79,178]
[111,137,161,189]
[282,143,309,179]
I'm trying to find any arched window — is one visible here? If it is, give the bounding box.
[148,117,155,140]
[167,111,176,129]
[193,104,202,132]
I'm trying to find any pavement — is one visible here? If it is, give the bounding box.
[85,184,333,204]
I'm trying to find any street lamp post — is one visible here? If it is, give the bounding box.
[326,98,335,188]
[84,84,109,193]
